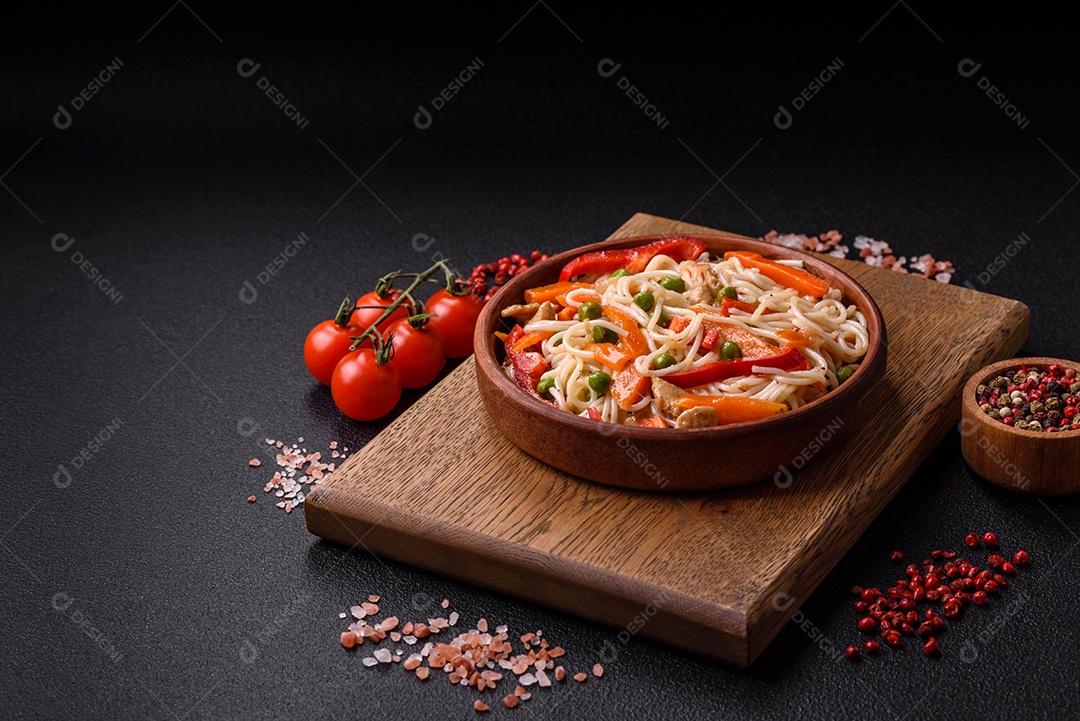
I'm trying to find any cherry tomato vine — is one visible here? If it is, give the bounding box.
[306,252,547,422]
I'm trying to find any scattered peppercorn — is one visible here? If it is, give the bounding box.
[466,251,550,302]
[844,535,1030,661]
[845,645,861,660]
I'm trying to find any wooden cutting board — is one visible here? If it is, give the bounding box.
[305,213,1029,667]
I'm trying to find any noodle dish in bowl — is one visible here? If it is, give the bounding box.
[473,233,887,490]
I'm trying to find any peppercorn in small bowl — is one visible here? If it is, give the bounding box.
[960,357,1080,496]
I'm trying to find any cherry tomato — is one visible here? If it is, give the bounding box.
[387,320,446,388]
[331,348,402,421]
[304,319,362,386]
[426,289,485,358]
[352,290,411,335]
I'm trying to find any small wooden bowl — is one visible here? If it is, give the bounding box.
[961,357,1080,496]
[473,234,888,491]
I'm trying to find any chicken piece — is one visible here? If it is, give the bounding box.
[500,303,540,323]
[651,376,687,420]
[674,405,719,428]
[685,266,723,306]
[526,301,556,326]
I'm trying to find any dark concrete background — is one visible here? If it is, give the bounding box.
[3,6,1078,720]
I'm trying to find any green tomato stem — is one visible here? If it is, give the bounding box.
[351,260,452,351]
[333,295,354,327]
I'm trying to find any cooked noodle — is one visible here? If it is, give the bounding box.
[507,251,869,426]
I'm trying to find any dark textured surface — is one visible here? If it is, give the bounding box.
[3,7,1079,720]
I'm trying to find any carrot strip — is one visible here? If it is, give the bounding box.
[635,416,667,428]
[524,281,593,304]
[720,297,775,317]
[589,343,633,371]
[668,316,689,334]
[556,291,600,307]
[556,306,576,320]
[611,365,651,410]
[724,251,829,298]
[777,328,812,348]
[674,395,787,424]
[602,305,649,357]
[511,330,554,353]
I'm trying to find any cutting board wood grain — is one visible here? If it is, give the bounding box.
[306,213,1030,666]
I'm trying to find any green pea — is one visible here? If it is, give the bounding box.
[588,371,612,394]
[720,341,742,360]
[652,352,676,369]
[836,366,854,384]
[633,291,655,312]
[611,269,630,278]
[659,276,686,293]
[655,312,670,328]
[592,326,618,344]
[578,301,602,321]
[536,377,556,399]
[553,337,563,347]
[719,286,738,300]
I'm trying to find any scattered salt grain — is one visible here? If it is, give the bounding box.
[761,229,956,284]
[338,594,603,711]
[249,437,353,514]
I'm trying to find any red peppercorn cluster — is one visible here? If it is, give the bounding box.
[976,363,1079,432]
[466,251,550,302]
[846,534,1030,660]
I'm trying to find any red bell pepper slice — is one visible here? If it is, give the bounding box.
[663,343,809,389]
[701,328,720,353]
[504,325,551,402]
[559,236,707,282]
[700,322,782,360]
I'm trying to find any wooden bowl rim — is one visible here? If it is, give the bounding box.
[962,356,1080,442]
[474,233,888,440]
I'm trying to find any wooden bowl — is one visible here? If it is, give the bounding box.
[473,234,888,491]
[960,357,1080,496]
